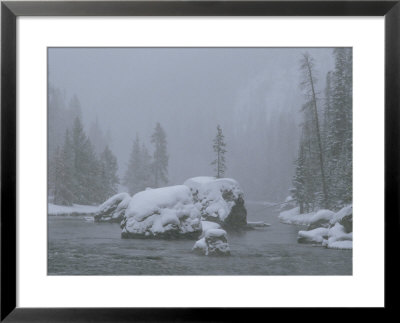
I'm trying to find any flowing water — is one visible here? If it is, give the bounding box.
[48,202,352,275]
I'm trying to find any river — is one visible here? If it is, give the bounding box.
[48,202,352,275]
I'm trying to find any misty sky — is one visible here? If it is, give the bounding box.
[48,47,335,201]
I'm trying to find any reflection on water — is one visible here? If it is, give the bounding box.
[48,203,352,275]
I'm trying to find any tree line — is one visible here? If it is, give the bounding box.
[123,122,169,195]
[292,48,352,213]
[49,115,170,204]
[48,89,230,205]
[50,117,119,205]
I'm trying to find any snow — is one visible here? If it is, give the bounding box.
[184,176,245,223]
[285,196,294,203]
[205,228,227,239]
[122,185,202,238]
[311,209,335,224]
[322,222,353,249]
[96,192,131,220]
[298,227,329,244]
[278,207,316,225]
[184,177,243,200]
[279,208,335,227]
[200,221,221,237]
[192,228,230,256]
[126,185,193,221]
[193,237,207,251]
[48,203,98,216]
[295,205,353,250]
[330,205,352,225]
[98,193,131,213]
[325,240,353,250]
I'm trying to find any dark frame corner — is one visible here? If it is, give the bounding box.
[1,1,399,321]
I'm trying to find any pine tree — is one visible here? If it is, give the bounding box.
[151,123,169,187]
[70,116,101,204]
[124,135,143,194]
[89,117,107,155]
[211,125,227,178]
[99,145,119,200]
[68,94,82,121]
[324,48,353,206]
[292,49,353,213]
[139,143,152,190]
[299,53,329,208]
[53,130,75,205]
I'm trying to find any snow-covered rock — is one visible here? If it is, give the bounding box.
[297,227,329,244]
[192,228,230,256]
[297,205,353,249]
[330,205,352,233]
[322,222,353,250]
[94,193,131,223]
[200,220,222,237]
[184,176,247,229]
[121,185,202,239]
[308,209,335,230]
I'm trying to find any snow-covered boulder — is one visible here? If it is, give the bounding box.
[330,205,352,233]
[297,227,329,244]
[297,205,352,249]
[308,209,335,230]
[200,220,222,237]
[121,185,202,239]
[192,228,230,256]
[184,177,247,229]
[94,193,131,223]
[322,222,353,250]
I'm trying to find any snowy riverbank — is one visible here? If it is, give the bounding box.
[48,203,98,216]
[279,205,353,250]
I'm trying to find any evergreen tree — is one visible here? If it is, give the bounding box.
[53,130,75,205]
[139,143,152,190]
[299,53,328,208]
[211,125,227,178]
[89,117,107,155]
[68,94,83,121]
[124,135,143,194]
[292,143,307,214]
[292,49,352,213]
[324,48,353,206]
[151,123,169,187]
[71,116,101,204]
[99,145,119,200]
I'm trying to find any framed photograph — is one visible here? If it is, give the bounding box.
[1,0,398,320]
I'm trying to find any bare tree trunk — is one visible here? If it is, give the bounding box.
[304,56,329,209]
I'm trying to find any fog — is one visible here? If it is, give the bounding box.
[48,47,334,201]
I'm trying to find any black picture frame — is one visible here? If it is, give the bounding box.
[1,1,399,321]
